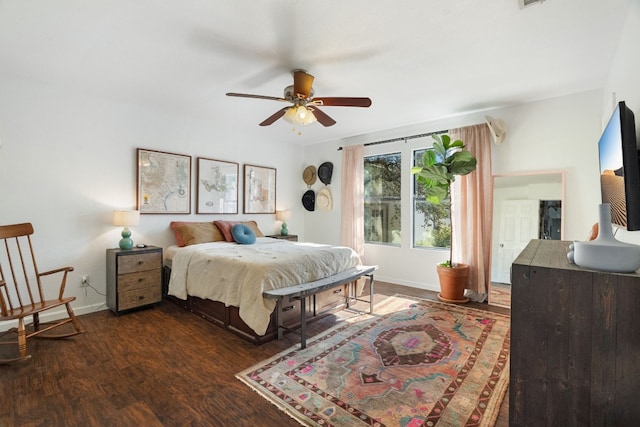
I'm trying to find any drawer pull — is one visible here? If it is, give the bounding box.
[282,305,294,312]
[333,289,342,294]
[138,261,144,265]
[138,278,144,283]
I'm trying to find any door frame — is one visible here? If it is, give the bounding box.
[490,170,566,285]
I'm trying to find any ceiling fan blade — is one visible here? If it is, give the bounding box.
[259,107,289,126]
[308,106,336,127]
[293,70,314,99]
[226,92,288,102]
[311,97,372,107]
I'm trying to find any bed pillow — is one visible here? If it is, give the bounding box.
[170,221,225,247]
[231,223,256,245]
[243,220,265,238]
[214,220,265,242]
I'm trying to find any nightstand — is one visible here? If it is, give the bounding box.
[106,246,163,315]
[266,234,298,242]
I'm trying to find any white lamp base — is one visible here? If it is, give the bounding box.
[569,204,640,273]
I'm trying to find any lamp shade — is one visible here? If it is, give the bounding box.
[276,210,291,221]
[113,210,140,227]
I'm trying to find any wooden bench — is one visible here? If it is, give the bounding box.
[263,265,378,348]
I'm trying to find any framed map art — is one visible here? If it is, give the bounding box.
[137,148,191,214]
[243,164,276,214]
[196,157,238,214]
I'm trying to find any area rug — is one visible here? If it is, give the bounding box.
[236,295,510,427]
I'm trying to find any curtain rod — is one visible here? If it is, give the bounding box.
[336,129,448,151]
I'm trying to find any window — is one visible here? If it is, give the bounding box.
[364,153,401,245]
[413,148,450,249]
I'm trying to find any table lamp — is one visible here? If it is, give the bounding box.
[276,210,291,236]
[113,210,140,249]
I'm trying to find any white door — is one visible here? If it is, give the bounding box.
[494,200,539,284]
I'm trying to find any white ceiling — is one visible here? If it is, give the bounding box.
[0,0,631,146]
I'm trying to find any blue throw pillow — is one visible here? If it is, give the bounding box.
[231,223,256,244]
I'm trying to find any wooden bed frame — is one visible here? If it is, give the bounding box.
[162,266,356,345]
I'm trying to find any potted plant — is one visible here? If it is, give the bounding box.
[411,133,477,303]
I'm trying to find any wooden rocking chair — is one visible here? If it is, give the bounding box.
[0,223,84,363]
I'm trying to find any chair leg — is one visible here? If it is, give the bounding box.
[17,317,28,359]
[0,324,31,364]
[66,303,84,334]
[33,312,40,332]
[34,304,84,339]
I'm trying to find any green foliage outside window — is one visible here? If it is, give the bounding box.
[364,153,401,244]
[413,149,450,248]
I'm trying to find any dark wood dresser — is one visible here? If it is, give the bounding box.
[510,239,640,426]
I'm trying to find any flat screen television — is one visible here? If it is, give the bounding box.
[598,101,640,230]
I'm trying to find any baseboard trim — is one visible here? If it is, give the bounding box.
[0,302,107,332]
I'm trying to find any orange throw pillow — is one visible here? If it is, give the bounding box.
[170,221,225,247]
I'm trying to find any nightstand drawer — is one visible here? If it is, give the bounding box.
[118,286,162,311]
[117,252,161,274]
[118,269,162,292]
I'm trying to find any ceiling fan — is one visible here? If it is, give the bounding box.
[226,70,372,128]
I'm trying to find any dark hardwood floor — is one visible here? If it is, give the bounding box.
[0,282,509,427]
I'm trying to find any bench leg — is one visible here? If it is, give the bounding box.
[367,274,375,313]
[275,299,283,340]
[300,297,307,349]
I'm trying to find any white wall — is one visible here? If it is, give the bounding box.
[304,90,604,291]
[0,75,305,318]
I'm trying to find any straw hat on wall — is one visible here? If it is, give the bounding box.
[317,188,333,211]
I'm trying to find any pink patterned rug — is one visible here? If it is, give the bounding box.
[237,295,510,426]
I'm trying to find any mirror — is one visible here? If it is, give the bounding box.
[489,171,565,308]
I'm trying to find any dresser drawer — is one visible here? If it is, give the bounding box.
[279,296,304,326]
[316,285,347,314]
[118,269,162,292]
[117,252,161,274]
[118,286,162,311]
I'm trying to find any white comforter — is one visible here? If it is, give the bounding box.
[168,237,361,336]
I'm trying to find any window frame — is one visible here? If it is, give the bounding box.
[363,151,402,246]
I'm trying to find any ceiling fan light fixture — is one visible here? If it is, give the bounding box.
[283,105,317,126]
[227,70,369,128]
[303,110,317,125]
[296,105,308,120]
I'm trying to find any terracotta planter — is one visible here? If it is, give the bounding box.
[436,263,470,304]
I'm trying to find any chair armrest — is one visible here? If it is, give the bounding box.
[38,266,74,299]
[39,266,75,277]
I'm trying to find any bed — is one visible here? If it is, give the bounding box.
[163,220,364,344]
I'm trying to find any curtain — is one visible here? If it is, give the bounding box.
[449,124,493,299]
[340,144,365,258]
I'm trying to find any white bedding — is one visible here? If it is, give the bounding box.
[167,237,361,336]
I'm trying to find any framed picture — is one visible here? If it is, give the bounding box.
[137,148,191,214]
[196,157,238,214]
[243,164,276,214]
